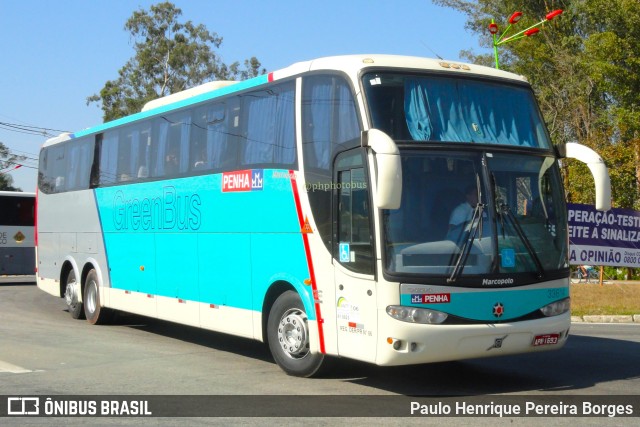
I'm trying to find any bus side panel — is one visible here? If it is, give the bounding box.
[155,233,199,326]
[36,190,109,296]
[250,232,315,319]
[198,233,252,337]
[197,233,251,309]
[94,171,316,339]
[36,230,60,286]
[106,232,157,294]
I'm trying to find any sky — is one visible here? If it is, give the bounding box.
[0,0,486,191]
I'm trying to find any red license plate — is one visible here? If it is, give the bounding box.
[533,334,560,346]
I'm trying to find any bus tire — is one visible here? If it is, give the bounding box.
[267,290,324,377]
[83,269,111,325]
[64,269,84,319]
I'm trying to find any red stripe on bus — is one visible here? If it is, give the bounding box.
[289,170,326,354]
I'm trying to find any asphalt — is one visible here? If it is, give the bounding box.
[2,276,639,323]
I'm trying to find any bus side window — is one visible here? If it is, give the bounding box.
[99,131,119,185]
[50,145,67,192]
[302,74,362,254]
[131,125,152,179]
[191,102,235,172]
[153,112,191,178]
[239,81,296,168]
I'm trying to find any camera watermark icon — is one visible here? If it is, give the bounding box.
[7,397,40,415]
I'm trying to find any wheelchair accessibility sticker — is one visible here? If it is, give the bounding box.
[501,248,515,268]
[339,243,350,263]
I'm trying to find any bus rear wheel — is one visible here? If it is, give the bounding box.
[83,269,111,325]
[267,290,324,377]
[64,269,84,319]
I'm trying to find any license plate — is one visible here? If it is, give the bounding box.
[533,334,560,346]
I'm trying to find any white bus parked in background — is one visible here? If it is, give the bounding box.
[0,191,35,275]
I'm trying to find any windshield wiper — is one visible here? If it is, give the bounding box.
[499,203,545,279]
[448,174,484,283]
[490,173,506,241]
[447,202,484,283]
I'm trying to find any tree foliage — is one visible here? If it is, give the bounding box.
[0,142,24,191]
[433,0,640,209]
[88,2,265,122]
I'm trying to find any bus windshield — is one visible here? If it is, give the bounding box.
[363,72,551,149]
[382,151,568,281]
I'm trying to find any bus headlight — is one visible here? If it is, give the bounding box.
[540,297,571,317]
[386,306,448,324]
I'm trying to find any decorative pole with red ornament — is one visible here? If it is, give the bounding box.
[489,9,563,69]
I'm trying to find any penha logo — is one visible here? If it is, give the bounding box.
[411,293,451,304]
[222,169,264,192]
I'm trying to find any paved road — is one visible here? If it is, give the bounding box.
[1,278,639,425]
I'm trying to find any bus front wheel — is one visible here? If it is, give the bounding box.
[64,269,84,319]
[267,290,324,377]
[83,269,112,325]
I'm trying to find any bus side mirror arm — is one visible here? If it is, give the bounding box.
[557,142,611,211]
[362,129,402,209]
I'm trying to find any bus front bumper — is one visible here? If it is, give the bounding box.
[375,311,570,366]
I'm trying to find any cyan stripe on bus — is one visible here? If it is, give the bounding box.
[400,286,569,321]
[73,74,270,139]
[93,169,316,319]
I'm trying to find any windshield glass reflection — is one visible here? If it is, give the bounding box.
[383,151,568,281]
[363,72,551,149]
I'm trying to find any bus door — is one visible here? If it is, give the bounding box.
[333,149,377,361]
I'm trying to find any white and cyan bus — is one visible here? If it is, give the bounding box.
[0,191,35,275]
[37,55,610,377]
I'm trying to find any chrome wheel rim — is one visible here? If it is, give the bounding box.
[277,308,309,359]
[86,280,97,315]
[64,277,77,307]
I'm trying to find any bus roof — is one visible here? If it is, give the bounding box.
[291,54,527,82]
[44,54,527,147]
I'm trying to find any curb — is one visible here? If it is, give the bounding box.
[571,315,640,323]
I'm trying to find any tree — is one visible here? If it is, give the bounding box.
[433,0,640,210]
[88,2,265,122]
[0,142,24,191]
[580,0,640,209]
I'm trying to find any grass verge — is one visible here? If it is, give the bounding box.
[570,282,640,316]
